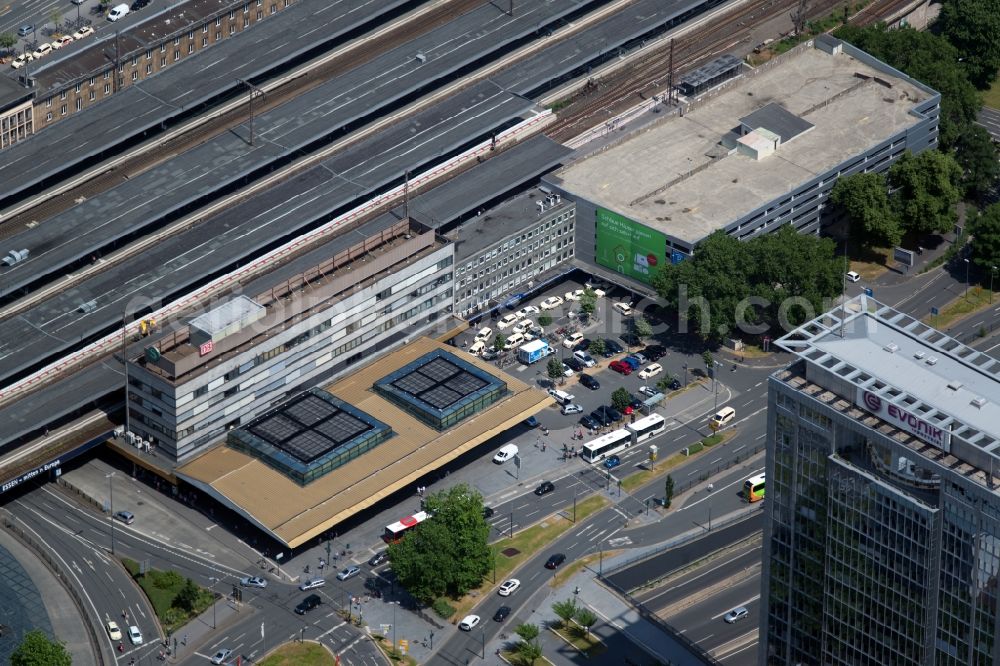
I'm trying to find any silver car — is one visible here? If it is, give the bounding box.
[723,606,749,624]
[336,566,361,581]
[298,577,326,591]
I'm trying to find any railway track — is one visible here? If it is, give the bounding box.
[546,0,914,141]
[0,0,484,241]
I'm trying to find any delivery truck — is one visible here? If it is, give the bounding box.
[518,339,553,365]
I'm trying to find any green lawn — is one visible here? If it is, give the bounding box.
[926,286,995,330]
[260,642,335,666]
[121,558,216,635]
[983,76,1000,110]
[551,623,608,658]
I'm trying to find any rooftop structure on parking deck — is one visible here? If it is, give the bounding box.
[176,337,550,548]
[761,295,1000,665]
[544,34,939,285]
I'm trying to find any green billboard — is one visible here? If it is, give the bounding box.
[594,208,668,284]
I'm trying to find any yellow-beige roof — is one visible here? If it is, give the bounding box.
[176,337,551,548]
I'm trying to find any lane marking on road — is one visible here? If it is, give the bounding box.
[524,510,539,518]
[754,382,763,388]
[732,445,745,453]
[589,529,607,542]
[756,433,765,440]
[316,621,347,640]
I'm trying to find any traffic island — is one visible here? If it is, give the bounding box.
[121,558,215,635]
[258,640,336,665]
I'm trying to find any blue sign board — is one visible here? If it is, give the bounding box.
[931,306,939,316]
[864,288,873,297]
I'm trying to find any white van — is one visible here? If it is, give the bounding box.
[469,340,486,355]
[493,444,518,464]
[475,327,493,343]
[504,332,525,348]
[710,406,736,429]
[107,3,130,21]
[547,388,575,405]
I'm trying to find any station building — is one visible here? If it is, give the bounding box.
[125,215,455,461]
[174,337,548,548]
[761,296,1000,665]
[0,76,34,149]
[543,34,940,288]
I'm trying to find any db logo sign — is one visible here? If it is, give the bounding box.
[863,391,882,412]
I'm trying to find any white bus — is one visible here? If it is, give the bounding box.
[581,429,633,463]
[627,413,666,443]
[382,511,429,543]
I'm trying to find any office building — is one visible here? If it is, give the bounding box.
[125,216,454,461]
[761,295,1000,665]
[543,34,940,287]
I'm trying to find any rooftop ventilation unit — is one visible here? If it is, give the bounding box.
[913,351,926,359]
[947,380,963,391]
[925,356,939,365]
[883,342,899,353]
[971,397,987,409]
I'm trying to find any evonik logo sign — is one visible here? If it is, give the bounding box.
[857,389,951,452]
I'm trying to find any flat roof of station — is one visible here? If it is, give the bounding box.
[549,38,933,245]
[175,337,551,548]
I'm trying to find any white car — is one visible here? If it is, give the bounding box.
[562,332,584,349]
[846,270,861,283]
[128,625,143,645]
[504,332,525,349]
[240,576,268,588]
[613,302,633,316]
[106,620,122,641]
[474,327,493,343]
[561,363,575,378]
[638,363,663,380]
[638,386,660,397]
[31,43,52,59]
[561,403,583,415]
[497,314,519,330]
[50,35,74,49]
[71,25,95,39]
[516,305,540,318]
[498,579,521,596]
[469,340,486,355]
[512,319,533,335]
[540,296,564,310]
[573,350,596,368]
[564,289,585,301]
[459,614,481,631]
[210,648,233,665]
[587,287,607,298]
[298,577,326,591]
[10,53,33,69]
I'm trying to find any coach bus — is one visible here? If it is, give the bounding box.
[744,474,766,502]
[383,511,429,542]
[626,414,666,443]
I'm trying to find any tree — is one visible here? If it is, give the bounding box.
[516,640,543,666]
[493,333,506,352]
[0,33,16,57]
[579,292,596,318]
[970,204,1000,275]
[611,387,632,412]
[551,598,578,627]
[936,0,1000,89]
[515,622,540,643]
[656,376,675,392]
[389,483,491,603]
[574,607,598,636]
[833,25,980,149]
[547,357,564,384]
[830,172,901,247]
[664,474,675,508]
[954,124,1000,202]
[588,337,606,357]
[701,351,714,373]
[10,630,71,666]
[49,9,62,31]
[633,315,652,340]
[174,577,201,612]
[538,313,553,327]
[888,150,962,237]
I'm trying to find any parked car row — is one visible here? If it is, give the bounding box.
[11,25,95,68]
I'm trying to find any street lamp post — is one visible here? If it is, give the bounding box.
[964,258,970,300]
[481,628,486,659]
[992,266,997,304]
[682,363,688,387]
[105,472,116,555]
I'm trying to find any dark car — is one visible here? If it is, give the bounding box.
[545,553,566,569]
[534,481,555,496]
[573,338,591,351]
[620,332,641,346]
[667,378,682,391]
[368,551,388,567]
[483,506,495,519]
[294,594,322,615]
[130,0,151,9]
[564,357,584,372]
[493,606,512,622]
[629,397,644,410]
[604,455,621,469]
[579,373,600,390]
[642,345,666,361]
[524,416,540,428]
[604,339,624,355]
[604,406,622,422]
[580,414,600,430]
[590,409,612,427]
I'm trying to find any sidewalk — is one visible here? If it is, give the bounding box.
[166,595,256,663]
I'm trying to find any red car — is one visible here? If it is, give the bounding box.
[610,360,632,375]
